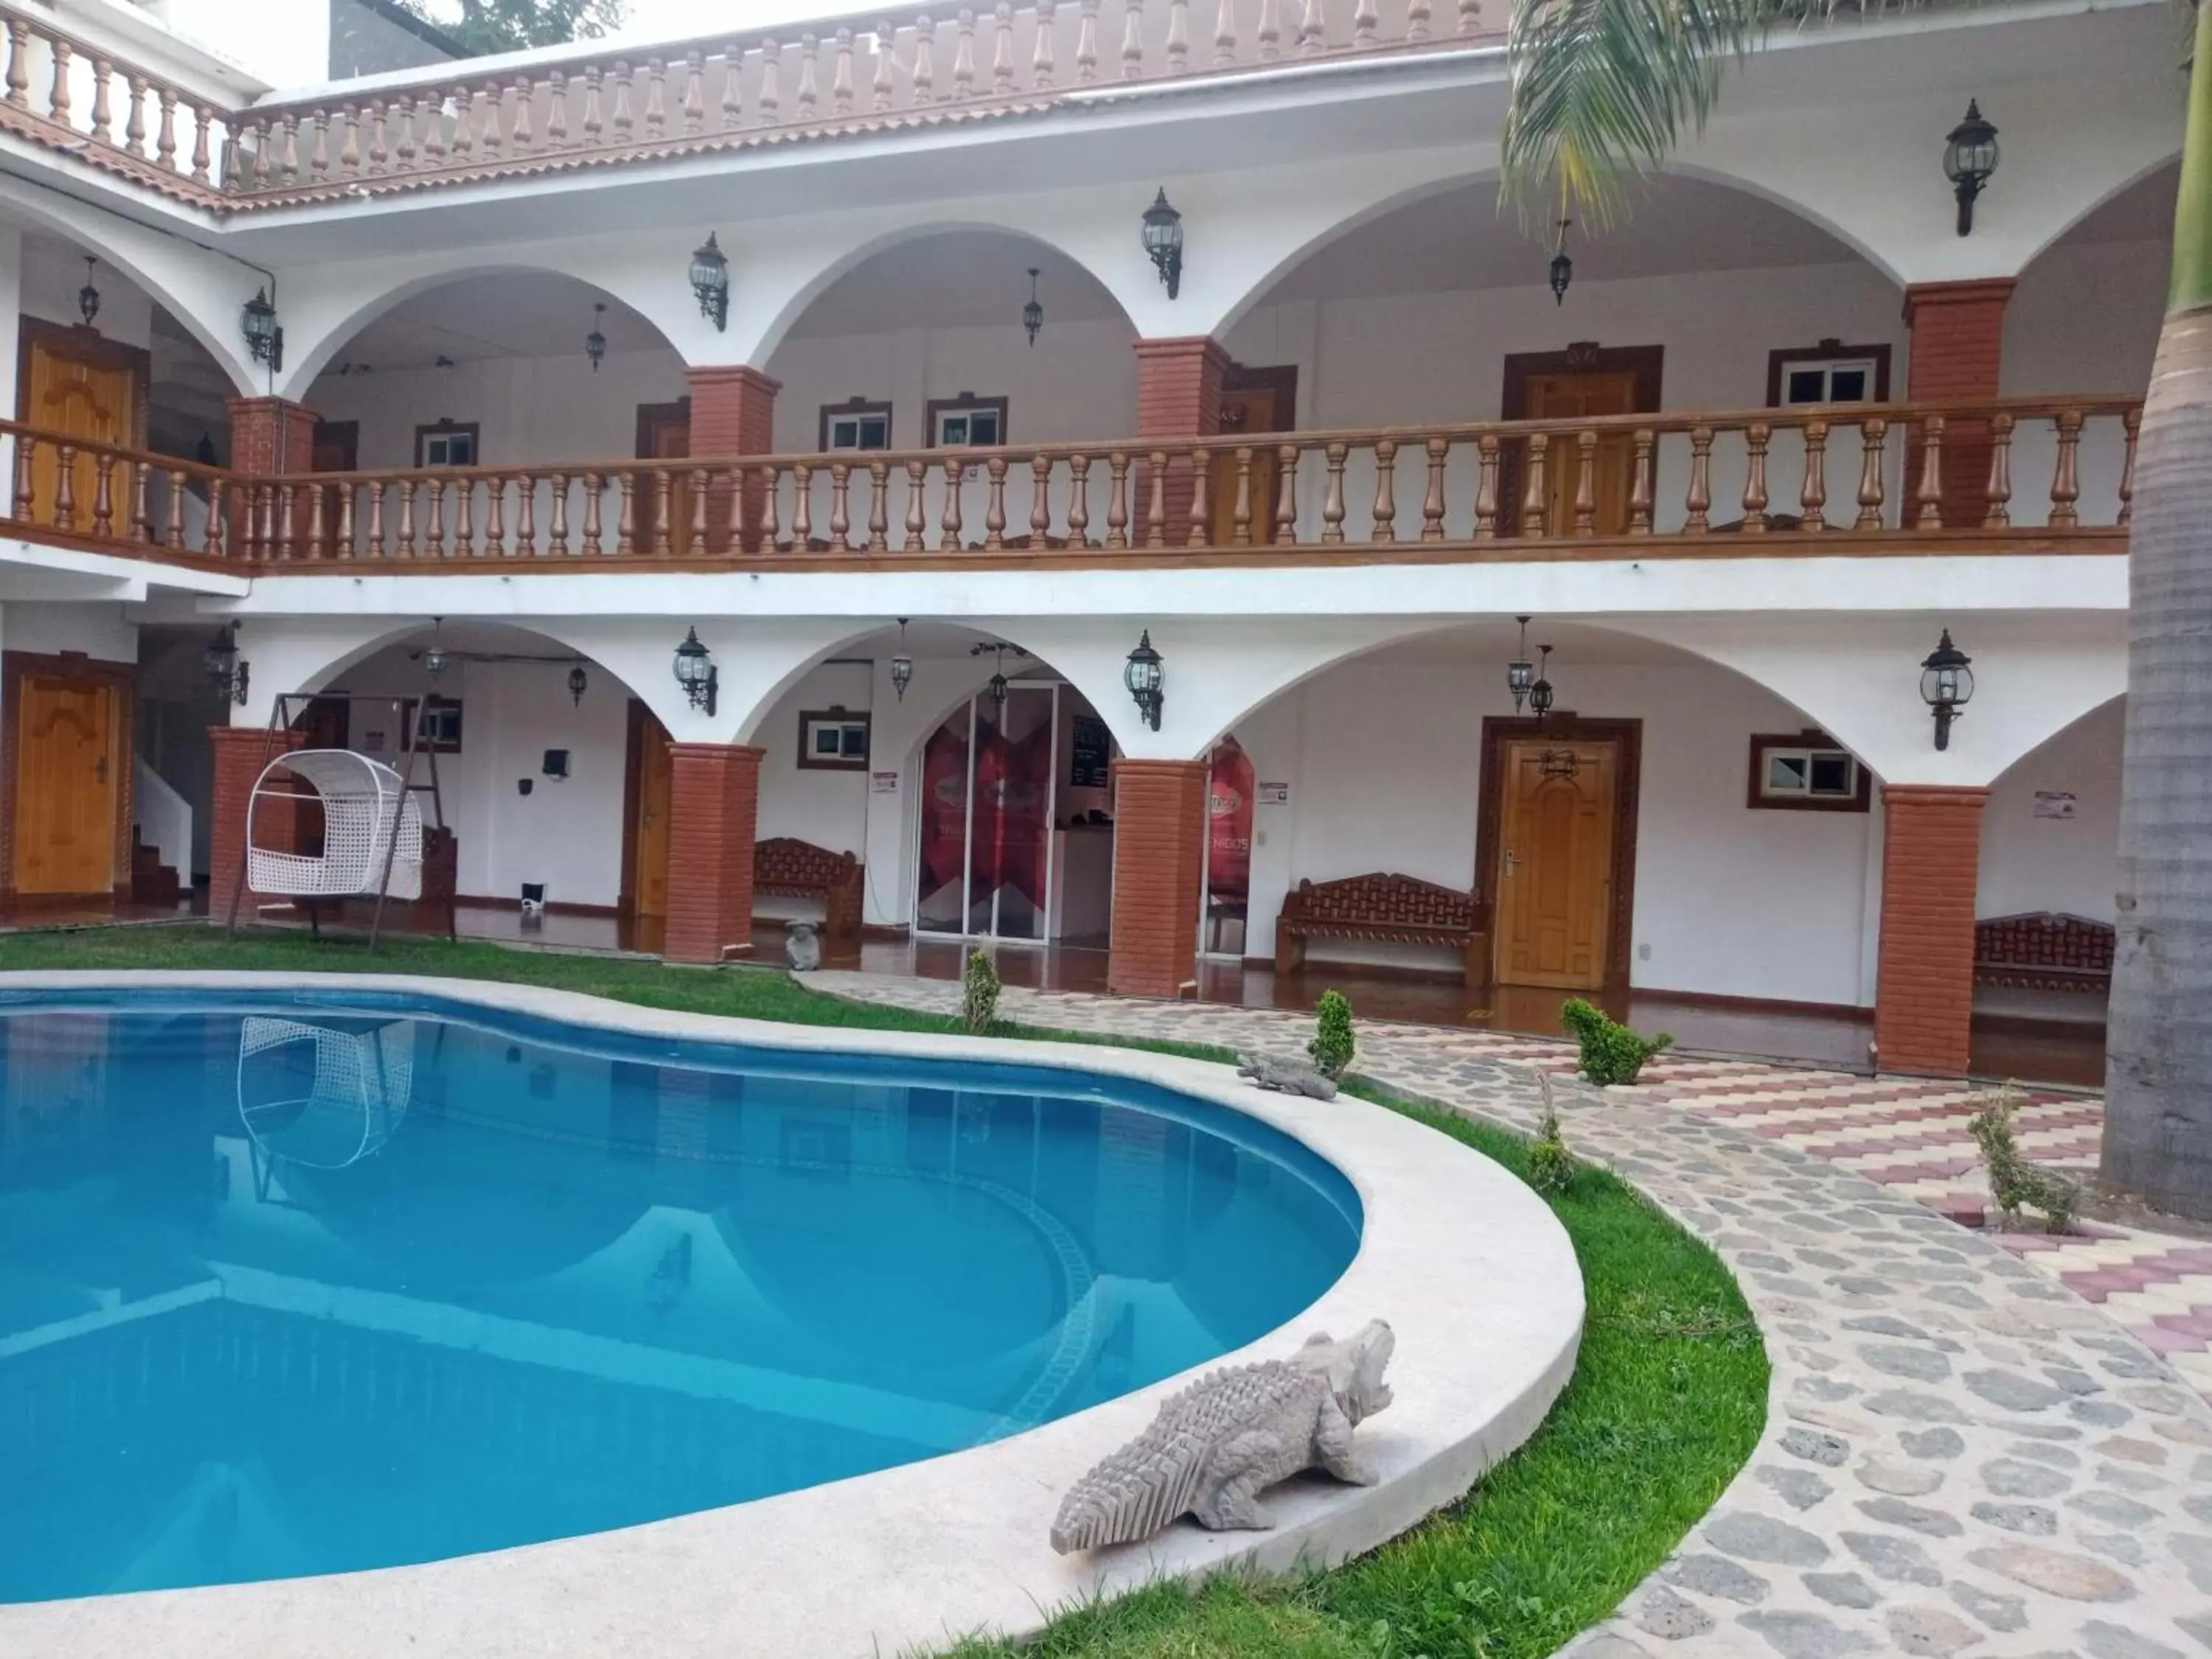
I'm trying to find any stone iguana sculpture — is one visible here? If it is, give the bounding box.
[1048,1320,1395,1554]
[1237,1053,1340,1101]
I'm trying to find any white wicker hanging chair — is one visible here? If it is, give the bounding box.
[246,748,423,902]
[237,1015,414,1169]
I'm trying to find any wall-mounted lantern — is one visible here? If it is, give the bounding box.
[585,302,608,372]
[674,626,717,715]
[204,626,248,705]
[1023,266,1043,347]
[241,287,282,373]
[1528,644,1556,721]
[1124,629,1164,731]
[1506,615,1536,712]
[1943,100,1998,237]
[1920,628,1973,750]
[1548,220,1573,306]
[690,232,730,331]
[566,664,588,706]
[889,618,914,702]
[77,257,100,329]
[1142,189,1183,300]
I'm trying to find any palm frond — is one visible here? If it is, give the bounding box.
[1500,0,1785,232]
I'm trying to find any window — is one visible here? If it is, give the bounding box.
[1765,340,1891,408]
[927,392,1009,448]
[819,398,892,451]
[1747,729,1868,813]
[414,420,480,467]
[797,707,871,771]
[413,695,465,754]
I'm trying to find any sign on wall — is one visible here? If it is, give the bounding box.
[1069,715,1111,788]
[1257,781,1290,805]
[872,771,900,794]
[2033,790,2078,820]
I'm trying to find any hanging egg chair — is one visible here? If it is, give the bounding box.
[246,748,423,902]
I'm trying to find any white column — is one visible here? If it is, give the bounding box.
[0,226,21,498]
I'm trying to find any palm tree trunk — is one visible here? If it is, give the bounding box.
[2101,3,2212,1219]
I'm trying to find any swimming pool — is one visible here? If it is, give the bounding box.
[0,989,1360,1604]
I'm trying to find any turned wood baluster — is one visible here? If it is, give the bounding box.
[1167,0,1190,70]
[1473,433,1499,538]
[4,23,27,108]
[391,98,416,170]
[1854,417,1887,529]
[905,458,929,549]
[1683,427,1711,534]
[52,445,76,532]
[1627,429,1654,535]
[546,72,568,146]
[1273,444,1298,544]
[1371,438,1398,541]
[166,470,187,547]
[9,437,31,523]
[1144,450,1168,548]
[1799,420,1828,532]
[1520,434,1548,538]
[191,102,214,182]
[1573,429,1598,535]
[424,478,445,555]
[681,50,705,133]
[394,479,416,555]
[1029,453,1052,543]
[1982,412,2012,529]
[447,86,473,161]
[1106,451,1131,546]
[610,61,636,141]
[336,479,357,557]
[581,472,604,554]
[2119,407,2140,526]
[1230,446,1253,544]
[866,459,890,551]
[204,479,225,557]
[305,476,326,556]
[758,41,782,122]
[874,22,898,109]
[1740,421,1769,533]
[1257,0,1281,57]
[125,74,147,156]
[720,46,744,127]
[940,457,964,548]
[516,475,538,555]
[688,467,708,554]
[338,102,360,173]
[581,66,605,146]
[91,455,114,536]
[1407,0,1431,39]
[1915,415,1945,531]
[1419,437,1447,540]
[644,57,667,138]
[984,456,1008,549]
[453,477,477,555]
[615,473,636,554]
[835,29,856,114]
[479,82,504,156]
[790,462,813,549]
[418,94,445,164]
[914,18,938,102]
[1215,0,1237,66]
[1034,1,1057,88]
[1068,454,1092,545]
[1458,0,1481,31]
[830,459,854,552]
[546,473,568,553]
[49,39,71,128]
[473,478,493,554]
[651,471,672,554]
[365,480,386,557]
[1321,442,1347,542]
[1077,0,1101,80]
[156,87,178,170]
[796,37,819,119]
[1354,0,1378,46]
[953,11,977,97]
[2049,409,2083,528]
[365,100,388,173]
[128,462,150,541]
[278,482,299,559]
[992,4,1015,93]
[1187,445,1210,547]
[1122,0,1146,77]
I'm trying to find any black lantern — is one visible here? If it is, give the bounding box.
[195,432,218,467]
[204,625,248,705]
[674,626,717,715]
[77,257,100,329]
[1943,100,1999,237]
[890,618,914,701]
[422,618,448,678]
[1919,628,1974,750]
[690,232,730,331]
[585,302,608,373]
[1506,615,1536,713]
[241,286,282,372]
[1548,220,1573,305]
[1142,188,1183,300]
[1124,629,1164,731]
[1023,266,1043,347]
[1528,644,1556,721]
[567,664,588,706]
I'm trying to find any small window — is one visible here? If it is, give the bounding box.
[1766,341,1891,408]
[927,392,1009,448]
[408,695,464,754]
[819,398,893,451]
[797,707,871,771]
[414,420,480,467]
[1748,729,1868,813]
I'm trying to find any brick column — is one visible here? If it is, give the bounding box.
[1134,337,1230,540]
[1107,758,1208,998]
[225,395,317,553]
[663,742,765,964]
[208,725,302,922]
[1873,783,1989,1076]
[685,366,779,552]
[1903,279,2014,529]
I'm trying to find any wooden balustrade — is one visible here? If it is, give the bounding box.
[0,420,232,561]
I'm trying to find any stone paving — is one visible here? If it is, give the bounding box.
[812,971,2212,1659]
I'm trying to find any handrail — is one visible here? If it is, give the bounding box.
[0,417,234,560]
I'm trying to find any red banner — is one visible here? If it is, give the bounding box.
[1208,736,1254,905]
[918,719,969,900]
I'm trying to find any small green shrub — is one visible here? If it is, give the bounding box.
[1560,998,1673,1087]
[1969,1081,2081,1234]
[1525,1071,1575,1194]
[1308,990,1356,1078]
[961,948,1001,1034]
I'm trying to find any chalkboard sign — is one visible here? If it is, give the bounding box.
[1070,715,1111,788]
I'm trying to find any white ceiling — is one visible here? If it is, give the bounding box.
[2052,161,2179,248]
[788,232,1129,338]
[320,273,669,375]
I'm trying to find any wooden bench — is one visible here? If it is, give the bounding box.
[1274,872,1487,986]
[755,837,863,941]
[1973,911,2114,995]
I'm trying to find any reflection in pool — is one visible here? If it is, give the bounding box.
[0,992,1358,1604]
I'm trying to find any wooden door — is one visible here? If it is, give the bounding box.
[21,335,139,530]
[1493,738,1618,990]
[630,707,675,918]
[1525,370,1637,535]
[14,674,118,896]
[638,406,692,556]
[1212,379,1289,545]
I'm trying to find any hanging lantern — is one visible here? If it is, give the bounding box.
[585,302,608,373]
[204,625,248,705]
[1124,629,1164,731]
[673,626,717,714]
[567,664,588,706]
[1942,100,1999,237]
[77,257,100,329]
[1022,266,1043,347]
[689,232,731,330]
[1548,220,1573,306]
[1528,644,1556,721]
[889,618,914,702]
[1919,628,1974,750]
[1141,189,1183,299]
[240,286,282,372]
[1506,615,1536,713]
[422,618,448,678]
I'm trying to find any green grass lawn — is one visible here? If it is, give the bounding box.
[0,925,1768,1659]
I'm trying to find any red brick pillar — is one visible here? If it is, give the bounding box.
[1107,759,1208,998]
[663,742,764,964]
[1903,279,2014,529]
[225,396,317,554]
[1873,784,1989,1076]
[685,366,779,552]
[1134,338,1229,540]
[208,725,302,922]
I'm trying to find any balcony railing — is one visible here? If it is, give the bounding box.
[0,397,2138,575]
[0,0,1492,211]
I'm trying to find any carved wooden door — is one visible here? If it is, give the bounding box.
[1494,739,1617,990]
[22,336,136,530]
[1211,379,1289,545]
[1524,370,1637,535]
[15,673,117,896]
[631,708,674,918]
[639,408,692,555]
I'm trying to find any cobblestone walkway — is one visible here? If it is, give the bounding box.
[812,971,2212,1659]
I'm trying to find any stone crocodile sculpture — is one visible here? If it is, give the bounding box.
[1048,1320,1395,1553]
[1237,1053,1340,1100]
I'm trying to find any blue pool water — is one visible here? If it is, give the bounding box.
[0,990,1358,1604]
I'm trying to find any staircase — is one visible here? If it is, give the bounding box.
[131,759,191,908]
[131,830,181,906]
